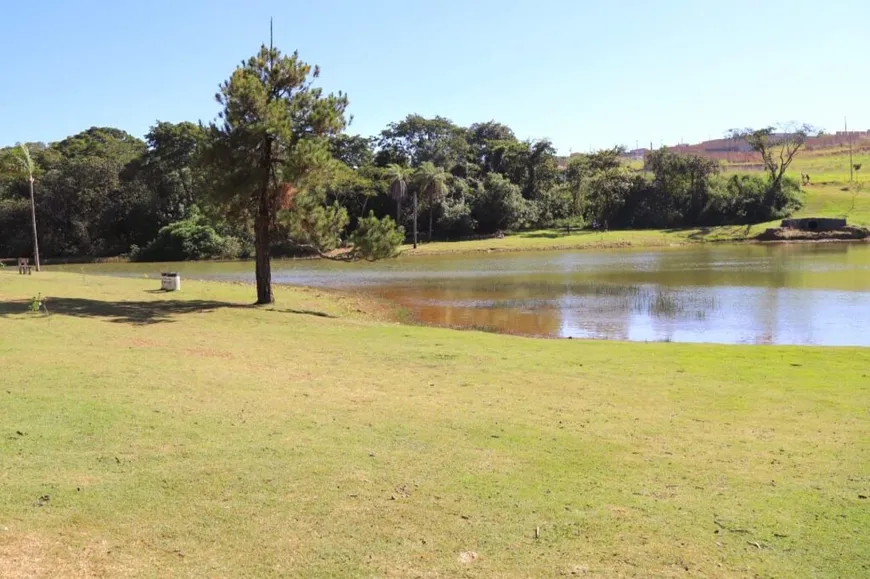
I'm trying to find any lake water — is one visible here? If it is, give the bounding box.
[52,243,870,346]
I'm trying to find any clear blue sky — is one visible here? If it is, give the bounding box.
[2,0,867,153]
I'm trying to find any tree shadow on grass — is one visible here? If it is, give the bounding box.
[0,297,252,326]
[0,297,339,325]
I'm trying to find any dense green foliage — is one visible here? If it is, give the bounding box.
[132,209,242,262]
[0,56,806,265]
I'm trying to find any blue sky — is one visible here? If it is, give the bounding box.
[1,0,867,153]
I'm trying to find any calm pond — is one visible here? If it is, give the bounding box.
[53,243,870,346]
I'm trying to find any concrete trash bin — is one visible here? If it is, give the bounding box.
[161,272,181,291]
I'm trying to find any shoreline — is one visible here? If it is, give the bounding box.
[12,230,868,266]
[398,233,869,257]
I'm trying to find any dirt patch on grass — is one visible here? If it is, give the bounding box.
[0,532,117,579]
[183,347,234,359]
[756,226,869,242]
[129,338,163,349]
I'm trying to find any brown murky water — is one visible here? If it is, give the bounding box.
[55,243,870,345]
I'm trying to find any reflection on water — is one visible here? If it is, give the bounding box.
[377,282,720,339]
[52,242,870,346]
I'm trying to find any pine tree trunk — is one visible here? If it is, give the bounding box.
[254,194,273,305]
[412,192,418,249]
[28,177,40,272]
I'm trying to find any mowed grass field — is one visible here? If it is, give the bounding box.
[1,272,869,577]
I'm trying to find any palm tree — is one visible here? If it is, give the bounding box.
[414,162,449,242]
[16,144,40,272]
[385,163,410,225]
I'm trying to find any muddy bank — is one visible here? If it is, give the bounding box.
[756,226,869,242]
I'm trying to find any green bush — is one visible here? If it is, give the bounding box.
[438,201,477,238]
[135,210,240,262]
[473,174,535,233]
[703,175,803,224]
[349,212,404,260]
[533,187,575,228]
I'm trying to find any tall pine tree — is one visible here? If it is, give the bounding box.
[205,41,349,304]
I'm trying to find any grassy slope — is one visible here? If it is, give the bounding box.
[729,149,870,185]
[1,272,869,578]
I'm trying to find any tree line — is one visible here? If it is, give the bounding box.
[0,41,809,302]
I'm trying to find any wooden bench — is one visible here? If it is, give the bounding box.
[17,258,32,275]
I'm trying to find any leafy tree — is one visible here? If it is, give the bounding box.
[37,156,129,255]
[523,139,559,200]
[414,161,449,241]
[472,173,531,233]
[485,139,530,184]
[565,148,632,225]
[53,127,146,165]
[467,121,516,149]
[438,200,477,238]
[571,147,624,176]
[583,170,645,228]
[478,138,558,200]
[329,134,374,168]
[708,174,802,223]
[0,197,30,256]
[134,208,239,262]
[728,124,816,195]
[377,114,468,169]
[203,44,350,304]
[534,186,574,228]
[466,121,518,177]
[141,121,206,225]
[319,161,379,229]
[646,148,720,224]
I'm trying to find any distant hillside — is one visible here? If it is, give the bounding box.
[621,131,870,164]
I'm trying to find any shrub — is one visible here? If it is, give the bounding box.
[135,210,238,262]
[473,173,535,233]
[349,212,404,260]
[438,201,477,238]
[533,187,575,228]
[219,236,245,260]
[704,174,803,224]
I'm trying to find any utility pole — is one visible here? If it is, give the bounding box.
[846,116,854,182]
[28,173,41,272]
[18,144,40,271]
[412,190,418,249]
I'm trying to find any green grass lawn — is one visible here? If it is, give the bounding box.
[726,149,870,185]
[405,184,870,255]
[1,272,869,577]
